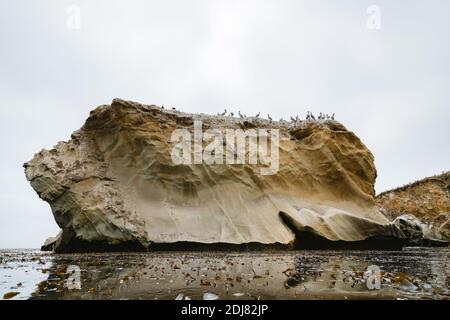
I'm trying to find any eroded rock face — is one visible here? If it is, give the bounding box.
[25,99,403,252]
[392,214,447,246]
[376,172,450,242]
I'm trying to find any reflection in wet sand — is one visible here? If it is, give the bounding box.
[0,248,448,300]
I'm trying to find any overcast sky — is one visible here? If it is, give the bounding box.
[0,0,449,248]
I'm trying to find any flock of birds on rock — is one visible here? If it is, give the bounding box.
[216,109,335,123]
[160,105,336,125]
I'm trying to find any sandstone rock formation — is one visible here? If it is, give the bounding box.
[25,99,404,252]
[376,172,450,242]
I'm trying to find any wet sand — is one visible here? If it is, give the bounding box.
[0,248,448,300]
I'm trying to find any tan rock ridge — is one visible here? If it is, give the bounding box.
[24,99,403,252]
[376,171,450,241]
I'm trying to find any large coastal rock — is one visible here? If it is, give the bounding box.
[25,99,403,252]
[376,172,450,242]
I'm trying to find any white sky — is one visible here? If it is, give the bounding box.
[1,0,449,248]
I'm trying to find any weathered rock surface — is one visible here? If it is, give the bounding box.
[25,99,404,252]
[376,172,450,242]
[392,214,447,246]
[41,231,62,251]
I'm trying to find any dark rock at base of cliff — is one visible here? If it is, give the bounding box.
[392,214,449,247]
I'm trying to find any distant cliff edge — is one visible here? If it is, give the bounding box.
[376,172,450,243]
